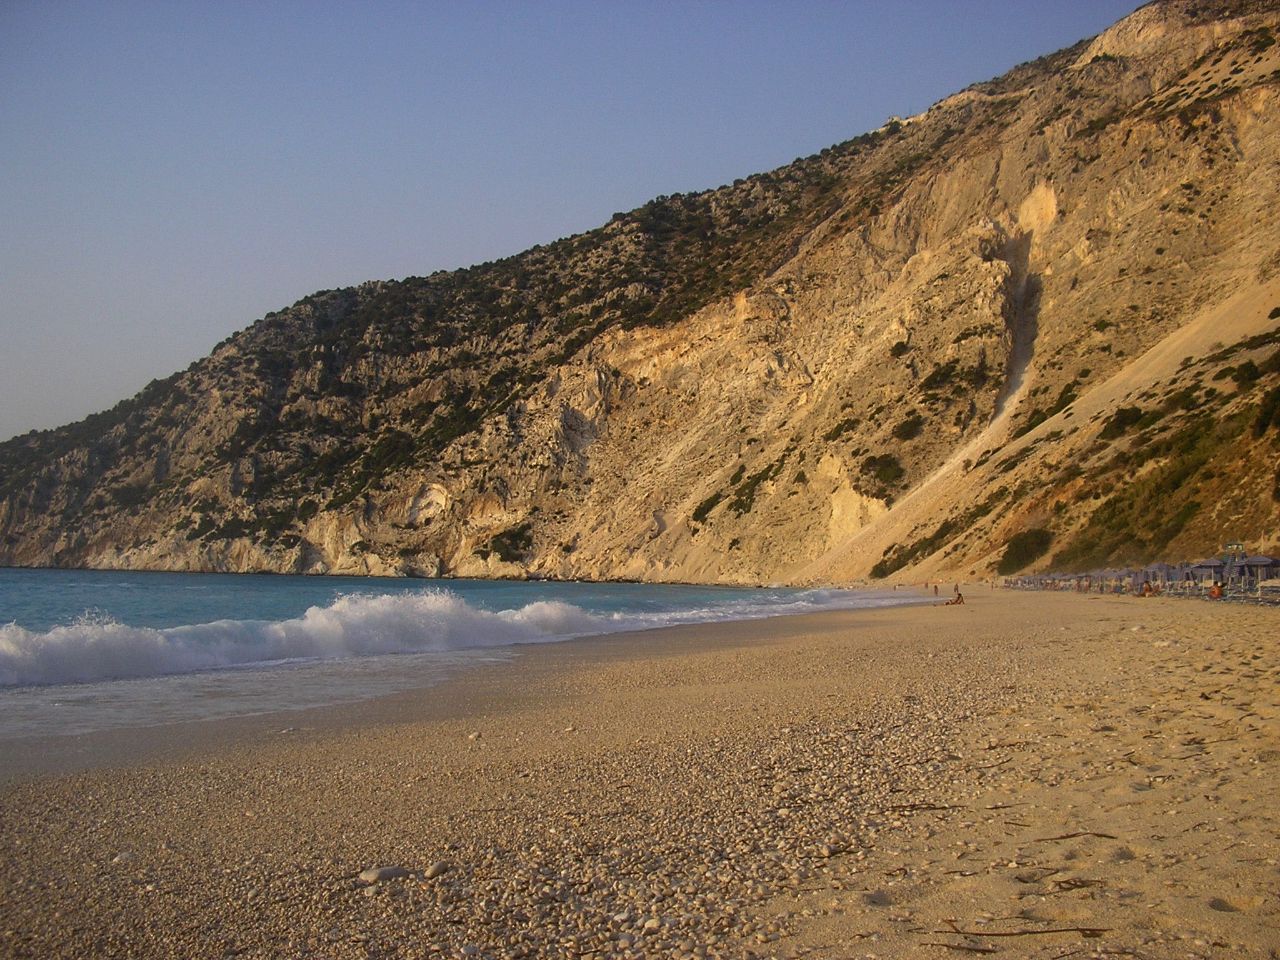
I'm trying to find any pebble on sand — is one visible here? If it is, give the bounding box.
[358,865,410,884]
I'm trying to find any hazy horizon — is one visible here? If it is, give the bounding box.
[1,1,1140,442]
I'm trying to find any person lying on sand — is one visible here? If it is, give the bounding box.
[943,592,964,606]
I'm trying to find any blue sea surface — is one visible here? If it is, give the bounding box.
[0,568,869,635]
[0,568,915,738]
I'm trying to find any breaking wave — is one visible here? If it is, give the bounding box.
[0,591,609,688]
[0,584,919,688]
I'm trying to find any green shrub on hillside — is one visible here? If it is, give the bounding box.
[691,491,724,524]
[1255,386,1280,437]
[869,488,1008,578]
[892,413,924,440]
[823,417,860,442]
[996,528,1053,574]
[920,360,959,391]
[861,454,904,485]
[729,457,787,515]
[1099,406,1144,439]
[1232,360,1260,387]
[1052,410,1251,570]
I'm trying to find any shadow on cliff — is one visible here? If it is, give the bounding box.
[994,229,1041,422]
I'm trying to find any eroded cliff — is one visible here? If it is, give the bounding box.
[2,0,1279,582]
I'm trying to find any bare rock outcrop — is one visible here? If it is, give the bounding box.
[2,0,1278,582]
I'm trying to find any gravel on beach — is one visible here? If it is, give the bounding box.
[1,592,1276,959]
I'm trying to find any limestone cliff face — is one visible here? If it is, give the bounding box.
[3,0,1279,582]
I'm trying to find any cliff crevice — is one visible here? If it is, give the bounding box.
[2,0,1279,583]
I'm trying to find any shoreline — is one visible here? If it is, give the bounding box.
[1,591,1276,958]
[0,584,933,780]
[0,603,921,781]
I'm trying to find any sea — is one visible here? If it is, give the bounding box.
[0,568,918,740]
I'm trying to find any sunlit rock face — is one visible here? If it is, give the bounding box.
[3,1,1279,582]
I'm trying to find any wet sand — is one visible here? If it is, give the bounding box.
[1,591,1276,958]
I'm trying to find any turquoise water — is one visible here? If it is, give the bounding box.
[0,568,914,738]
[0,568,863,636]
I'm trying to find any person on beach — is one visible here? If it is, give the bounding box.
[944,591,964,606]
[1209,581,1223,599]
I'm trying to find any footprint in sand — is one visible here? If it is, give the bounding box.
[1207,895,1265,913]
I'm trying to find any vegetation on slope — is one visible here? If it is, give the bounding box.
[2,2,1278,581]
[0,41,1055,569]
[1046,337,1280,573]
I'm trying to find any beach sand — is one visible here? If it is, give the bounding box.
[0,591,1276,959]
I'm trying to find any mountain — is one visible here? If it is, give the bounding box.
[2,0,1279,583]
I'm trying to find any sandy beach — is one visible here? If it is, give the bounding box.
[1,590,1276,959]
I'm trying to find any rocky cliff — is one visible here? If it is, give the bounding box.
[3,0,1279,583]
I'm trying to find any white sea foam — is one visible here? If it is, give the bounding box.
[0,591,608,688]
[0,584,922,689]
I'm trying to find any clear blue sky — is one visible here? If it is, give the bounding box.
[0,1,1139,442]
